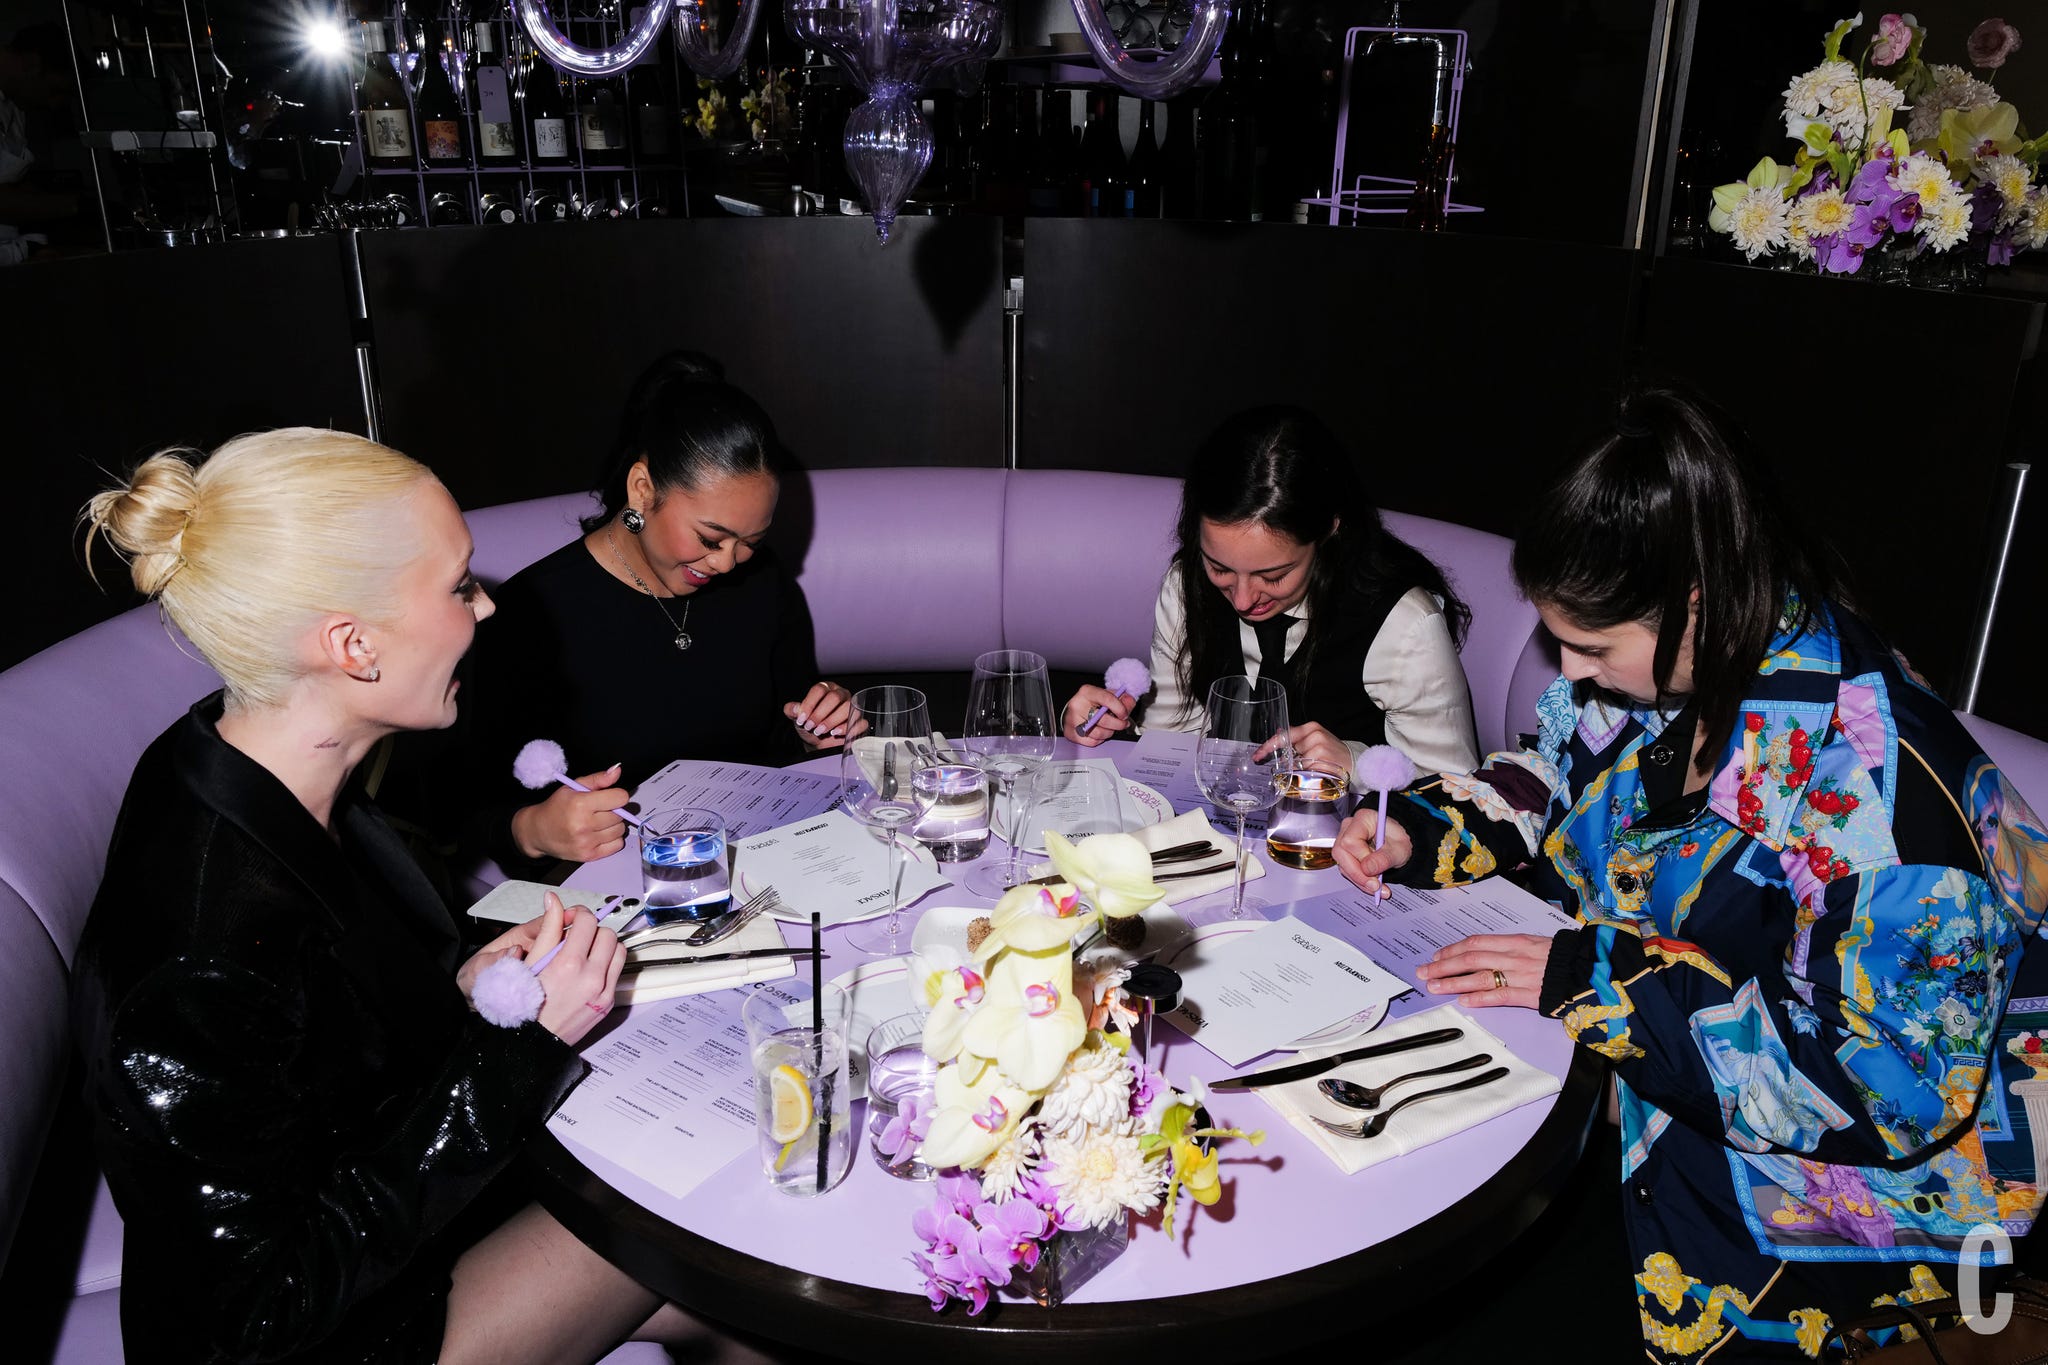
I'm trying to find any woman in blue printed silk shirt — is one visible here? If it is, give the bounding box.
[1334,390,2048,1361]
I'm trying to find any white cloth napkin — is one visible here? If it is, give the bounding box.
[612,912,797,1006]
[1252,1004,1561,1174]
[1032,808,1266,907]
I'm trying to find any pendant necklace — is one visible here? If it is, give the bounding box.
[608,526,694,651]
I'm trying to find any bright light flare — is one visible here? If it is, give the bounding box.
[303,18,349,62]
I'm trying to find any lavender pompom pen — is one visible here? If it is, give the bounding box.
[1078,657,1152,735]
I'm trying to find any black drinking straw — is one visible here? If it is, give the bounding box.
[811,910,828,1194]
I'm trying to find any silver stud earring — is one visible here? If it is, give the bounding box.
[622,508,645,534]
[366,668,380,682]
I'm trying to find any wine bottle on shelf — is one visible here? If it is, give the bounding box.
[1199,0,1267,221]
[1031,88,1076,216]
[632,43,676,161]
[428,190,471,224]
[357,21,415,169]
[417,29,468,166]
[1127,99,1161,217]
[479,191,521,224]
[1160,94,1198,218]
[967,85,1000,213]
[578,74,627,163]
[526,53,571,164]
[472,22,521,163]
[1077,91,1127,218]
[524,185,569,221]
[1403,123,1453,231]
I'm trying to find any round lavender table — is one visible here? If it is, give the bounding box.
[533,744,1602,1362]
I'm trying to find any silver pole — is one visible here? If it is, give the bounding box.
[1003,274,1023,470]
[1956,461,2029,714]
[57,0,114,252]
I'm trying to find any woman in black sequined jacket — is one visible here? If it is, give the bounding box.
[70,430,707,1364]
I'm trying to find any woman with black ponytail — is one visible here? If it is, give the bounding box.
[1063,405,1480,777]
[1336,389,2048,1361]
[466,351,853,870]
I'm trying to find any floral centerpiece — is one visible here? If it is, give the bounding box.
[888,832,1262,1313]
[1709,13,2047,277]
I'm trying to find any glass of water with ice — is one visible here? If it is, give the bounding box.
[637,806,731,923]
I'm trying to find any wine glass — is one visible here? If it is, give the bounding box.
[1195,676,1293,920]
[1010,762,1128,859]
[840,686,939,956]
[957,649,1058,900]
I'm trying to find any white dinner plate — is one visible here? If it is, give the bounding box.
[827,956,915,1101]
[1158,920,1389,1052]
[739,833,944,927]
[990,777,1172,847]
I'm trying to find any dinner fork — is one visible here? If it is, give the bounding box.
[1316,1053,1494,1110]
[620,886,779,953]
[1309,1065,1510,1139]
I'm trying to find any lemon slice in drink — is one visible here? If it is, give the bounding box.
[768,1064,813,1145]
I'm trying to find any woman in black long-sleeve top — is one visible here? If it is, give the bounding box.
[463,350,856,874]
[72,429,721,1364]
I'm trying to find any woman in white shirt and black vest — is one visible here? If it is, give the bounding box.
[1063,406,1481,776]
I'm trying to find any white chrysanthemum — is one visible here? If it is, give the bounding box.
[1891,152,1954,206]
[1790,187,1856,240]
[1908,65,2000,143]
[1919,183,1975,252]
[1825,74,1904,144]
[1722,186,1793,260]
[1785,217,1817,260]
[2018,191,2048,253]
[1036,1040,1133,1140]
[1783,61,1905,145]
[1977,153,2035,230]
[978,1118,1040,1204]
[1038,1130,1163,1230]
[1783,60,1854,120]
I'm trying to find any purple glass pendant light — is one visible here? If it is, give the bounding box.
[516,0,1227,239]
[788,0,1002,243]
[1067,0,1231,99]
[514,0,763,78]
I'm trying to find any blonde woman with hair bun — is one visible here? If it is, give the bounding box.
[73,430,730,1365]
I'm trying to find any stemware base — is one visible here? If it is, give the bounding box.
[844,916,918,956]
[961,861,1031,901]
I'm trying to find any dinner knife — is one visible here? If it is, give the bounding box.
[620,947,825,975]
[1208,1026,1465,1090]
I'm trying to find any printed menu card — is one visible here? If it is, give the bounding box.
[1165,917,1408,1066]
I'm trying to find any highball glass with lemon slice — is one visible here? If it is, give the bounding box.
[742,980,854,1195]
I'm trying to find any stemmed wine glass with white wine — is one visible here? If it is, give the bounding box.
[1195,675,1293,921]
[958,650,1058,900]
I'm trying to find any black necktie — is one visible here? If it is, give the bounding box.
[1249,612,1299,707]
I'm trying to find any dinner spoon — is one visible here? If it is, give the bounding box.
[1310,1066,1511,1139]
[1316,1053,1493,1110]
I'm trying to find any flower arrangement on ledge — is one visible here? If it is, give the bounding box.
[890,832,1262,1313]
[1710,13,2046,277]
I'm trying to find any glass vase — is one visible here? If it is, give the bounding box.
[1026,1212,1131,1307]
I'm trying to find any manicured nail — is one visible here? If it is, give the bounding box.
[794,710,809,726]
[830,726,846,737]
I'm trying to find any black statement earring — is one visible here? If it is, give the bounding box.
[622,508,645,534]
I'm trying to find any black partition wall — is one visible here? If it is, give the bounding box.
[1017,221,1643,533]
[1639,258,2045,724]
[2,236,365,672]
[357,216,1008,510]
[6,221,2042,741]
